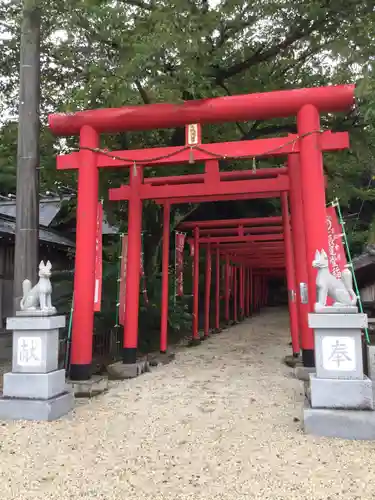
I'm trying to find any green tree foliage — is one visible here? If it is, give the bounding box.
[1,0,375,334]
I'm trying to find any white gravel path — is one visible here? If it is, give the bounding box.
[0,307,374,500]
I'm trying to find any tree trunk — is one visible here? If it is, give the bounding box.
[13,0,40,313]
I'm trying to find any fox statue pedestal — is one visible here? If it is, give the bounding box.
[0,261,74,421]
[302,250,375,439]
[303,308,375,440]
[0,313,74,421]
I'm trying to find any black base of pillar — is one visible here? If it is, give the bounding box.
[122,347,137,364]
[302,349,315,367]
[293,352,300,358]
[69,363,92,381]
[212,328,222,334]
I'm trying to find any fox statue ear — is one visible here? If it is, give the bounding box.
[314,250,321,260]
[46,261,52,270]
[39,260,45,269]
[320,249,328,259]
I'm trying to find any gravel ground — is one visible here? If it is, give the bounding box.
[0,307,374,500]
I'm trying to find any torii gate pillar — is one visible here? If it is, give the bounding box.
[69,126,99,380]
[297,105,329,366]
[288,154,312,366]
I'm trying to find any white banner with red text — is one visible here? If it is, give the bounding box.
[93,201,103,312]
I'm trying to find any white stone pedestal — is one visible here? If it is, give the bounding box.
[311,312,366,379]
[367,345,375,382]
[303,310,375,440]
[309,374,373,409]
[0,314,74,421]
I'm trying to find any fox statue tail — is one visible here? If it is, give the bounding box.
[341,267,357,305]
[20,279,32,310]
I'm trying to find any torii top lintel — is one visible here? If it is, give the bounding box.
[179,216,283,229]
[48,85,355,136]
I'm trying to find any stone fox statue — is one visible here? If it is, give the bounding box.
[20,260,56,312]
[312,249,357,308]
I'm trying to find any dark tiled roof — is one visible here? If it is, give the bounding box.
[0,196,69,227]
[0,196,118,236]
[0,216,74,248]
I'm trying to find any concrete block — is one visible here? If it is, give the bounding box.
[284,354,302,368]
[12,329,59,374]
[308,313,368,329]
[107,360,149,380]
[303,399,375,440]
[68,376,108,398]
[3,370,67,400]
[188,338,201,347]
[294,366,315,381]
[7,315,66,331]
[0,391,74,421]
[309,374,373,410]
[147,352,175,367]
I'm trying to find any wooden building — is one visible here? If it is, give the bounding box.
[353,248,375,316]
[0,195,118,361]
[0,197,76,326]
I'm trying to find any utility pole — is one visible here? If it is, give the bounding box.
[13,0,40,312]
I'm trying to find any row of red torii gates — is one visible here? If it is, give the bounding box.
[176,212,292,346]
[48,84,355,380]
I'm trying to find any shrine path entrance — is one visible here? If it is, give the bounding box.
[1,308,374,499]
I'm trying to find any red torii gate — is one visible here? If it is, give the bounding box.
[111,176,287,355]
[177,216,286,345]
[184,225,284,341]
[48,84,354,380]
[178,214,298,354]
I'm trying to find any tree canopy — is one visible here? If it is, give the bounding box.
[1,0,375,284]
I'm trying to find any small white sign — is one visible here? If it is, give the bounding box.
[299,283,308,304]
[94,278,99,303]
[17,336,42,367]
[187,124,199,145]
[322,335,356,371]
